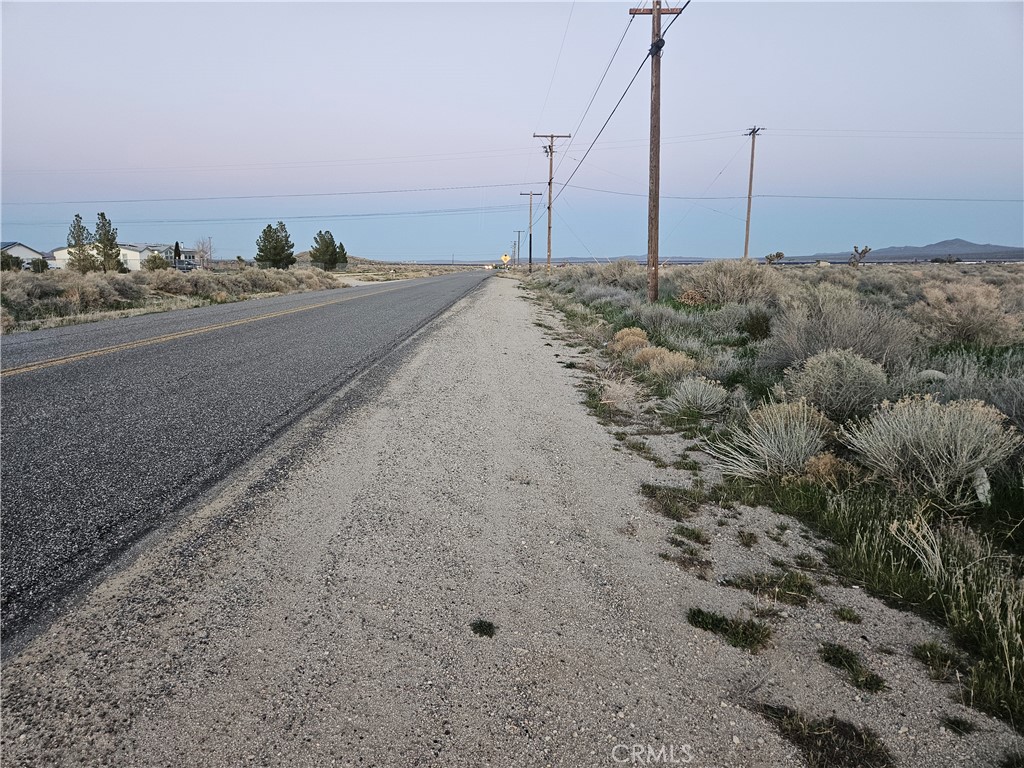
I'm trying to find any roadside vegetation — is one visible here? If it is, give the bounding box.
[0,268,345,334]
[529,258,1024,735]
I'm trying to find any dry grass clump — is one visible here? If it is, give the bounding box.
[764,283,918,371]
[783,348,890,423]
[607,327,650,356]
[801,452,860,491]
[840,395,1022,509]
[908,281,1022,345]
[647,349,697,381]
[702,400,833,481]
[890,516,1024,723]
[674,258,782,306]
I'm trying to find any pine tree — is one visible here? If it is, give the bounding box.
[66,213,98,274]
[337,240,348,265]
[309,230,339,270]
[174,241,182,263]
[255,221,296,269]
[94,212,124,273]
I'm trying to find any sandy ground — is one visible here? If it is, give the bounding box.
[2,276,1020,767]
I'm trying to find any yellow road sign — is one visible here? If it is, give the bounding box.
[501,254,510,264]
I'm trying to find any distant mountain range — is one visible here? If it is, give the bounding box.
[793,239,1023,263]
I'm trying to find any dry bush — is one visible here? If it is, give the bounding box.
[674,258,782,306]
[663,376,731,418]
[702,400,833,481]
[763,283,918,371]
[647,349,697,381]
[601,259,648,291]
[607,327,650,356]
[783,348,890,423]
[801,452,860,490]
[840,395,1022,509]
[907,281,1021,345]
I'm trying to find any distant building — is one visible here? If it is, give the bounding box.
[50,243,196,271]
[1,241,49,267]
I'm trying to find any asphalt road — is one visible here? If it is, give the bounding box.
[0,272,489,646]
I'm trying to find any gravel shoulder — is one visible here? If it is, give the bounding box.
[2,276,1020,767]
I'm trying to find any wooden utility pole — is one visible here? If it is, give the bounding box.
[630,1,682,302]
[520,191,543,274]
[514,230,524,267]
[533,133,571,274]
[743,126,762,259]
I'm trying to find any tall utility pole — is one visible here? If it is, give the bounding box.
[520,191,543,274]
[533,133,570,274]
[514,230,524,267]
[743,126,762,259]
[630,1,682,302]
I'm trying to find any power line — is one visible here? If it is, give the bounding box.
[535,1,576,129]
[562,184,1022,203]
[7,203,529,228]
[554,13,638,179]
[4,182,547,207]
[550,0,693,210]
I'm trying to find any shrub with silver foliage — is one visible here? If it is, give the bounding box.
[664,376,731,419]
[839,395,1022,509]
[783,348,889,423]
[702,400,832,481]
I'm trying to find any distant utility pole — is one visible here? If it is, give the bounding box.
[533,133,571,274]
[630,1,682,303]
[520,191,543,274]
[514,230,524,267]
[743,126,762,259]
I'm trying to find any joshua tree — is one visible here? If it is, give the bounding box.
[764,251,785,266]
[849,245,872,268]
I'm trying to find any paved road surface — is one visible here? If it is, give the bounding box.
[0,273,489,646]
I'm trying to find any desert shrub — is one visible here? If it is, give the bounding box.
[763,283,918,371]
[854,267,925,309]
[647,349,697,382]
[697,350,743,382]
[674,258,782,306]
[664,376,731,419]
[607,327,649,356]
[921,348,1024,430]
[574,283,639,309]
[144,269,189,295]
[702,400,833,480]
[105,274,145,303]
[783,348,890,423]
[908,281,1022,345]
[601,258,647,292]
[702,302,775,341]
[840,395,1022,509]
[636,303,694,346]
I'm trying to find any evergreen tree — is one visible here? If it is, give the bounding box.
[1,251,24,271]
[66,213,98,274]
[174,241,182,263]
[337,240,348,265]
[255,221,296,269]
[94,212,124,273]
[309,230,339,270]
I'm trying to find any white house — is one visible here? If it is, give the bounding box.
[50,243,196,272]
[1,241,49,267]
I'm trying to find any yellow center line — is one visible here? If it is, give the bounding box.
[1,285,406,378]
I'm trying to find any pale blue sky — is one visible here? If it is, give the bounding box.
[2,1,1021,262]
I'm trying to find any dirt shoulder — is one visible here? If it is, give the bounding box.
[1,276,1019,767]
